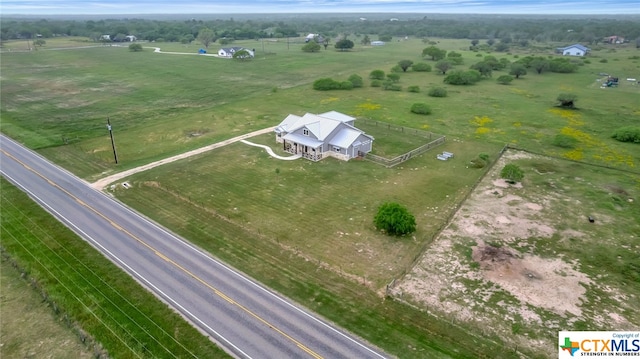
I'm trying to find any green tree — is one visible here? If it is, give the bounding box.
[471,39,480,46]
[197,28,215,48]
[334,38,354,51]
[361,35,371,45]
[557,93,578,108]
[435,60,453,75]
[509,63,527,79]
[386,73,400,82]
[398,60,413,72]
[378,34,392,42]
[374,202,416,236]
[422,46,446,61]
[128,43,143,52]
[219,38,233,45]
[501,164,524,184]
[302,41,321,52]
[232,49,252,61]
[471,61,492,77]
[495,42,510,52]
[33,39,46,47]
[530,57,550,74]
[447,51,464,65]
[369,69,385,80]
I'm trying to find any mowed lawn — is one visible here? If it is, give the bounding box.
[115,132,501,287]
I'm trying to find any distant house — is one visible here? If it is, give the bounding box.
[556,44,590,56]
[217,47,254,58]
[125,35,137,42]
[371,41,385,46]
[304,33,325,43]
[274,111,374,162]
[604,35,625,44]
[100,34,111,41]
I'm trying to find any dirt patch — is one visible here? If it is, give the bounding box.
[473,242,590,317]
[390,150,633,357]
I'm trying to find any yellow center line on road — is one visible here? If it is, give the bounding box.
[2,148,324,359]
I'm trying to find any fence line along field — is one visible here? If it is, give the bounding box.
[1,32,639,358]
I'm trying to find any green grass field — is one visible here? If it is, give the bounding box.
[1,35,639,358]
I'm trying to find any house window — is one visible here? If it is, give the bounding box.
[303,128,309,136]
[333,146,341,153]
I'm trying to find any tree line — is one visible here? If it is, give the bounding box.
[2,14,639,45]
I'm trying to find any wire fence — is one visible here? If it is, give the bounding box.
[357,118,446,168]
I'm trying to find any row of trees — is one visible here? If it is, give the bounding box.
[2,15,639,46]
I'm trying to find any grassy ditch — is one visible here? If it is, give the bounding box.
[0,178,230,359]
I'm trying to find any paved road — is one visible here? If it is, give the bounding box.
[0,134,388,359]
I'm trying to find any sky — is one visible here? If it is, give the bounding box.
[1,0,639,15]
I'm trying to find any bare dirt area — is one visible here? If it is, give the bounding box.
[391,150,639,357]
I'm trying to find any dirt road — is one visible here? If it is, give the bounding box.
[91,127,274,190]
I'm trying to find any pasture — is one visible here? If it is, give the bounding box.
[2,35,639,357]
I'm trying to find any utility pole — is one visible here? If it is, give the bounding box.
[106,118,118,164]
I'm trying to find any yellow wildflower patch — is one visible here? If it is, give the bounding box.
[563,148,584,161]
[513,122,522,127]
[320,97,339,104]
[421,124,430,130]
[548,108,584,126]
[356,102,382,111]
[470,115,493,127]
[475,127,491,135]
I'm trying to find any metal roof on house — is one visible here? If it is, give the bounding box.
[558,43,590,52]
[279,113,343,141]
[318,111,355,123]
[328,128,363,148]
[282,132,323,148]
[275,111,372,151]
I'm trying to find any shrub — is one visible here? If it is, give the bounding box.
[410,103,432,115]
[599,58,608,63]
[369,69,385,80]
[374,202,416,236]
[347,74,364,88]
[386,73,400,82]
[496,75,514,85]
[407,85,420,93]
[557,93,578,108]
[427,87,447,97]
[383,83,402,91]
[611,127,640,143]
[444,70,481,85]
[552,134,579,148]
[128,43,143,52]
[469,153,490,168]
[501,164,524,184]
[313,78,341,90]
[390,65,403,73]
[412,62,432,72]
[370,80,382,87]
[340,81,354,90]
